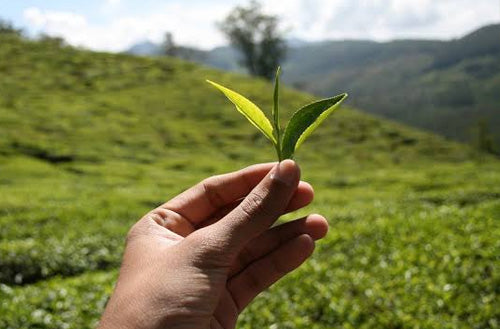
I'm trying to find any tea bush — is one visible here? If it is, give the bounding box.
[0,34,498,328]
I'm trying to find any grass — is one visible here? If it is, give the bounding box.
[0,33,499,328]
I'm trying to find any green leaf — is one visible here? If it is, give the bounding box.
[206,80,276,145]
[272,67,282,160]
[281,93,348,159]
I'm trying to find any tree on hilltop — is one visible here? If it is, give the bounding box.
[0,19,22,36]
[218,1,287,80]
[163,32,178,57]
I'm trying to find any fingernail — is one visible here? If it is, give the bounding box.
[270,159,297,186]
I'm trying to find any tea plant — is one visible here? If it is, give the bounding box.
[2,34,499,329]
[207,67,348,160]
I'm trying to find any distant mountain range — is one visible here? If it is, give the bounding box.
[126,39,306,73]
[127,24,500,152]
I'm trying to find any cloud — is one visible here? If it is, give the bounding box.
[23,3,230,51]
[264,0,499,41]
[22,0,500,52]
[24,7,87,31]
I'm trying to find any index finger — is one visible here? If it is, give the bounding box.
[162,162,277,225]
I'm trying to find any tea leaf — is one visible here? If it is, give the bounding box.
[206,80,276,144]
[281,93,348,159]
[273,67,282,160]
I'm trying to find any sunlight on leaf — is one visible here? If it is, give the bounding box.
[281,93,348,159]
[206,80,276,145]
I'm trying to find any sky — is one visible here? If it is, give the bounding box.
[1,0,499,51]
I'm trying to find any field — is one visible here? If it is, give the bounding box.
[0,33,499,328]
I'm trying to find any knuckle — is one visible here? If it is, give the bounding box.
[151,208,194,236]
[148,210,167,226]
[125,212,159,244]
[200,176,226,209]
[240,191,273,219]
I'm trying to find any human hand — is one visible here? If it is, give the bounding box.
[98,160,328,329]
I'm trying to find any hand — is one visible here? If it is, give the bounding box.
[98,160,328,329]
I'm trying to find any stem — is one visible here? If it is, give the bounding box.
[273,66,282,161]
[275,131,282,161]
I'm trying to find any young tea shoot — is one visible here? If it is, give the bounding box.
[207,67,348,161]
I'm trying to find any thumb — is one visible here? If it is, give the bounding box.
[212,159,300,251]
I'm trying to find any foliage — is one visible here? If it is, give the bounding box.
[432,25,500,69]
[471,119,495,154]
[207,67,347,160]
[0,19,22,36]
[0,34,499,328]
[162,32,177,57]
[218,0,287,80]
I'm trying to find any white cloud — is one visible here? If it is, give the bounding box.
[263,0,499,41]
[23,3,230,51]
[22,0,500,52]
[24,7,87,31]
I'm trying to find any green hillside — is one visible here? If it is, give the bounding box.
[131,24,500,153]
[1,33,499,328]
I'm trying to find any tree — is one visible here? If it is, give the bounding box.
[218,1,287,80]
[471,118,496,154]
[0,19,22,36]
[39,34,66,48]
[163,32,177,57]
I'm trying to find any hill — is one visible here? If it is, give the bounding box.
[1,33,499,328]
[128,24,500,153]
[283,24,500,154]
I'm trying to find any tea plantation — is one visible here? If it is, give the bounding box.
[0,33,499,328]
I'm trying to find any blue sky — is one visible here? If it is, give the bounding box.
[1,0,499,51]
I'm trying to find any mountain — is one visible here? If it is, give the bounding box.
[432,24,500,69]
[127,25,500,153]
[282,24,500,153]
[1,32,499,329]
[127,40,163,56]
[125,37,310,58]
[126,41,242,71]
